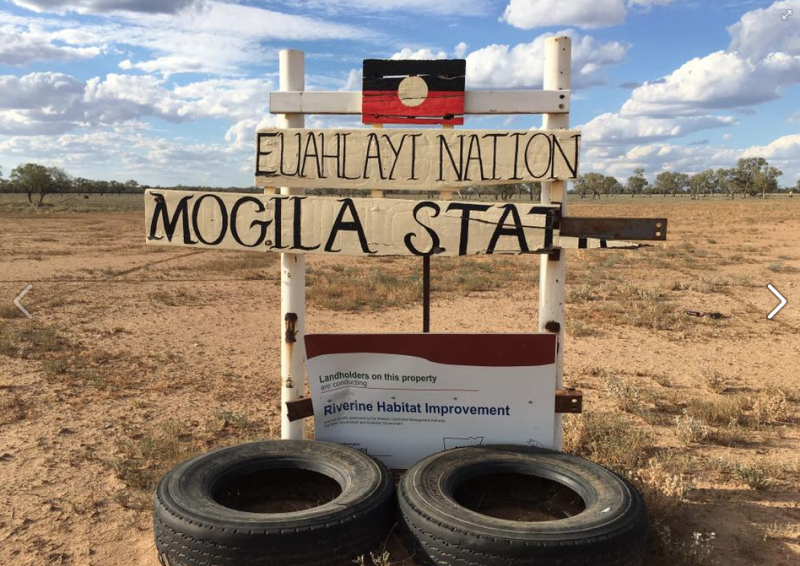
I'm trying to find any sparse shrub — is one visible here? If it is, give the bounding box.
[569,320,597,337]
[751,389,790,425]
[730,462,773,490]
[686,397,747,427]
[636,453,693,519]
[651,524,717,566]
[353,551,391,566]
[675,410,709,444]
[701,368,727,393]
[42,356,70,379]
[603,375,642,413]
[563,412,649,476]
[0,323,67,358]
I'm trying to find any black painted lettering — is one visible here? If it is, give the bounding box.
[383,134,406,181]
[363,133,385,180]
[481,133,507,180]
[324,199,377,254]
[404,201,441,256]
[409,134,421,180]
[148,193,196,244]
[446,202,491,255]
[272,196,288,249]
[279,132,302,177]
[341,133,359,180]
[551,133,580,179]
[192,194,228,246]
[300,132,323,178]
[524,133,553,179]
[510,133,525,180]
[254,132,278,176]
[320,132,341,179]
[291,197,320,251]
[231,196,270,248]
[487,204,529,254]
[464,134,486,182]
[438,135,463,182]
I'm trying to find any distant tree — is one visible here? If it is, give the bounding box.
[10,163,71,206]
[574,173,604,199]
[688,169,715,199]
[600,175,623,198]
[626,168,648,198]
[655,171,689,197]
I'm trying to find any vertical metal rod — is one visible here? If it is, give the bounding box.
[422,255,431,333]
[539,37,571,451]
[278,49,305,440]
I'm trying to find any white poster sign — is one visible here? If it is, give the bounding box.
[305,334,557,469]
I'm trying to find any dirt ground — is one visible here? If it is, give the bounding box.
[0,195,798,566]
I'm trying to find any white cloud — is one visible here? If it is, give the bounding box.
[340,69,361,92]
[581,113,737,145]
[502,0,627,29]
[728,0,799,60]
[466,30,628,88]
[4,2,371,76]
[741,134,800,160]
[620,51,800,117]
[9,1,202,14]
[0,23,103,66]
[287,0,490,16]
[454,42,468,58]
[0,71,275,135]
[501,0,683,29]
[390,48,448,60]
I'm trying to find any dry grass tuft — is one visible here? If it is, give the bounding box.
[563,412,649,476]
[0,322,68,359]
[701,368,727,394]
[603,374,643,413]
[675,411,709,444]
[751,389,791,425]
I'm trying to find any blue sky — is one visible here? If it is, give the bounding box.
[0,0,798,187]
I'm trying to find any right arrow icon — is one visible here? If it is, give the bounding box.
[767,284,787,320]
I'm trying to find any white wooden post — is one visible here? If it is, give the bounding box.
[539,37,571,450]
[278,49,306,440]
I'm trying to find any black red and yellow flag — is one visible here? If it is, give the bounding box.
[362,59,466,125]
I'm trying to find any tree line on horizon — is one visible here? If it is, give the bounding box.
[0,157,797,207]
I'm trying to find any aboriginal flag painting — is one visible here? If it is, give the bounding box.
[362,59,466,125]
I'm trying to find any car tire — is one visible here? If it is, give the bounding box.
[398,445,647,566]
[153,440,395,566]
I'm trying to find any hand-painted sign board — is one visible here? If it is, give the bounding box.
[144,189,560,256]
[305,333,557,469]
[254,128,581,190]
[362,59,466,125]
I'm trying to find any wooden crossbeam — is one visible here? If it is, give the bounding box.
[270,90,570,115]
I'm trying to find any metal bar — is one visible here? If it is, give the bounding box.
[278,49,306,441]
[423,255,431,333]
[269,90,571,115]
[286,397,314,422]
[539,36,571,451]
[555,389,583,414]
[561,217,667,241]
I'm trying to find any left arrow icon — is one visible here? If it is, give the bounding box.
[767,284,787,320]
[14,285,33,319]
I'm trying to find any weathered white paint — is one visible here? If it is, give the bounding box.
[539,36,571,451]
[269,90,570,115]
[144,190,560,257]
[255,127,581,190]
[278,49,305,441]
[398,76,427,107]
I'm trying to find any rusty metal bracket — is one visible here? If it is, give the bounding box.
[544,320,561,333]
[286,397,314,422]
[555,388,583,414]
[561,217,667,241]
[547,248,561,262]
[284,312,298,343]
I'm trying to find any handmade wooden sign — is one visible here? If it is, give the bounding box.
[362,59,466,125]
[255,128,581,190]
[145,189,559,256]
